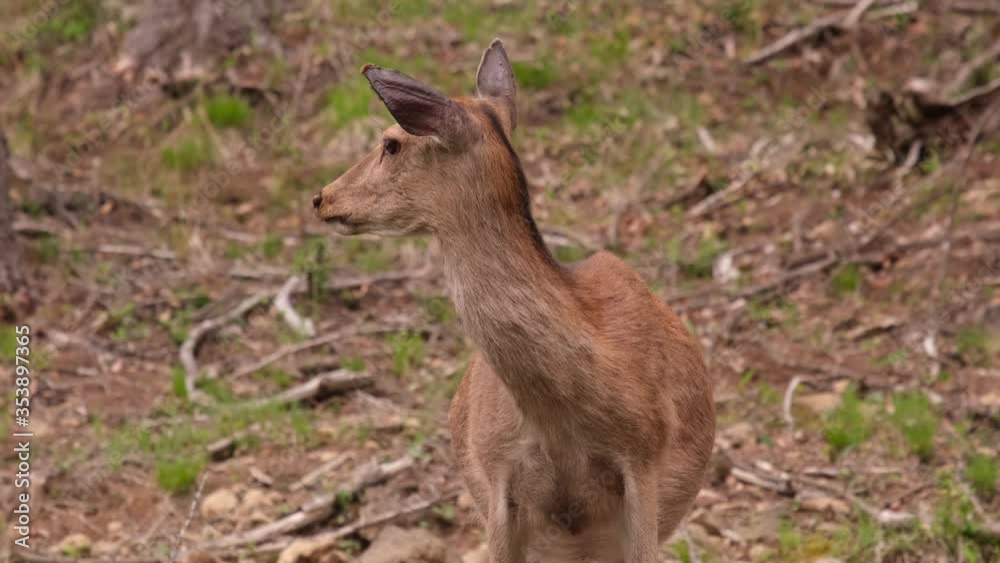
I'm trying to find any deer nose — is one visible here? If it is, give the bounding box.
[312,194,322,210]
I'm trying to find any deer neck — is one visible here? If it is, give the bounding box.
[437,193,596,420]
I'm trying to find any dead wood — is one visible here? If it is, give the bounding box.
[250,369,374,407]
[202,455,415,550]
[254,488,462,555]
[745,1,920,65]
[730,461,917,528]
[115,0,273,83]
[289,453,353,492]
[230,322,415,380]
[273,275,315,337]
[179,290,275,403]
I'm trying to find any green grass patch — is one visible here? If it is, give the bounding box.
[419,295,455,325]
[679,232,727,279]
[830,263,862,295]
[956,326,992,365]
[823,384,873,457]
[31,235,61,264]
[966,454,998,499]
[254,367,295,390]
[204,94,252,128]
[341,355,367,373]
[933,474,1000,559]
[161,138,213,173]
[345,239,390,273]
[156,456,204,494]
[891,391,938,462]
[589,29,630,69]
[388,331,426,377]
[20,0,102,50]
[258,234,284,260]
[107,303,148,343]
[512,58,559,90]
[721,0,760,35]
[293,238,331,303]
[171,367,188,401]
[100,399,315,493]
[325,77,375,130]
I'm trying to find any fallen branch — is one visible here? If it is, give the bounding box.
[956,464,1000,541]
[95,244,178,261]
[324,263,433,292]
[946,38,1000,97]
[202,455,415,550]
[290,452,353,492]
[782,376,804,430]
[230,322,414,380]
[251,370,374,407]
[274,276,315,337]
[179,291,274,402]
[730,462,916,528]
[745,1,919,65]
[744,11,846,65]
[168,473,207,563]
[255,488,462,554]
[843,0,879,28]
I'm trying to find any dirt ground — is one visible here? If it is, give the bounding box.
[1,1,999,562]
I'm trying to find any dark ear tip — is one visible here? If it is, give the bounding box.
[361,64,376,76]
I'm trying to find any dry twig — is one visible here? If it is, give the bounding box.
[230,322,414,380]
[168,473,207,563]
[250,369,374,407]
[290,452,353,492]
[179,290,274,402]
[255,488,462,554]
[274,275,315,337]
[203,455,415,550]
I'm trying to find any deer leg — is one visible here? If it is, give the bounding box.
[485,481,525,563]
[621,468,659,563]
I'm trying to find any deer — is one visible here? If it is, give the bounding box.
[312,39,715,563]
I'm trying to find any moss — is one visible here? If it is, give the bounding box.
[204,94,252,128]
[891,391,938,462]
[823,384,872,457]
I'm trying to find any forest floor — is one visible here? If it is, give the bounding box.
[1,1,999,562]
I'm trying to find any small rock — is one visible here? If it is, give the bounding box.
[749,544,770,560]
[107,521,123,535]
[797,393,841,416]
[461,544,488,563]
[240,489,273,512]
[721,421,755,447]
[201,488,239,520]
[57,533,92,556]
[358,526,450,563]
[277,537,333,563]
[800,495,850,515]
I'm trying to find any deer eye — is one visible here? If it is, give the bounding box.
[383,138,400,155]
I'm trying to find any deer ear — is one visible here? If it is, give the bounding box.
[362,64,468,140]
[476,38,517,132]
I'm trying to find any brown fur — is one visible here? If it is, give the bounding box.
[314,40,715,563]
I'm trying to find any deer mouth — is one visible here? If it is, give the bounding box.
[323,213,358,226]
[322,213,365,234]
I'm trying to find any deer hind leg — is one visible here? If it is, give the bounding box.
[485,480,526,563]
[620,467,659,563]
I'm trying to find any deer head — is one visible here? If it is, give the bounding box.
[312,39,522,237]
